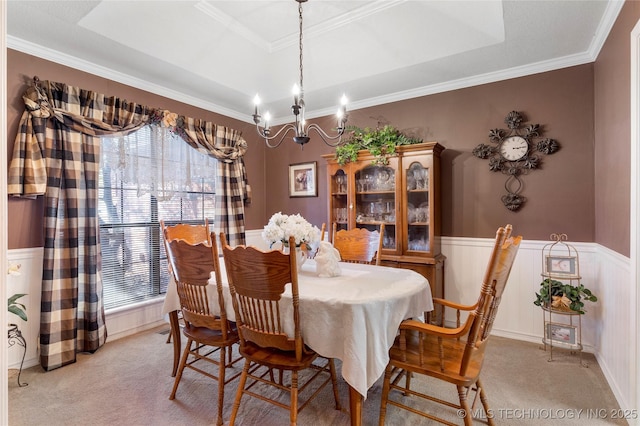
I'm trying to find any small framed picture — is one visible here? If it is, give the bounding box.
[545,255,577,277]
[546,322,577,345]
[289,161,318,198]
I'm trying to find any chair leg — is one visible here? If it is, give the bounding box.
[404,370,412,396]
[170,338,193,399]
[378,365,393,426]
[476,378,495,426]
[328,359,342,410]
[216,346,226,426]
[229,360,250,426]
[290,370,299,426]
[457,385,473,426]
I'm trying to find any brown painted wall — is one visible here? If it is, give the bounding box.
[593,1,639,257]
[6,49,267,249]
[265,65,596,243]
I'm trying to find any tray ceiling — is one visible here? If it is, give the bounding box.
[7,1,622,124]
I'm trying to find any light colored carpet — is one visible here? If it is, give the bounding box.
[9,326,624,425]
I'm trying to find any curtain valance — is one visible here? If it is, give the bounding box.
[8,78,249,199]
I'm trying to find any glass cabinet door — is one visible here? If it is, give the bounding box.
[354,164,397,251]
[330,168,349,233]
[406,161,430,253]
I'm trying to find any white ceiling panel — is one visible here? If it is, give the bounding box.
[7,0,622,124]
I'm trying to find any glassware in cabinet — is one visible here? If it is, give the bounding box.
[405,161,430,253]
[330,168,349,232]
[354,164,397,251]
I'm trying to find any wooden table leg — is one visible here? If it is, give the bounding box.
[349,385,363,426]
[168,310,181,377]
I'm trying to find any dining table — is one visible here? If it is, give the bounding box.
[162,258,433,426]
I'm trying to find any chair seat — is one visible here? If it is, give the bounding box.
[389,331,482,387]
[239,341,319,371]
[183,324,239,347]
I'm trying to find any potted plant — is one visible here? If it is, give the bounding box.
[8,293,28,322]
[533,278,597,314]
[7,261,28,322]
[334,125,422,166]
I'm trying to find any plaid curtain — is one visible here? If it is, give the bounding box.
[7,78,249,370]
[181,118,248,246]
[8,79,151,370]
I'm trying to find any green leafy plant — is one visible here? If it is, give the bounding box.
[335,125,422,165]
[533,278,597,314]
[8,293,28,322]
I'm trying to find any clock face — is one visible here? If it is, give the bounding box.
[500,136,528,161]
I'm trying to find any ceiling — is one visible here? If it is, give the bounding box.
[7,1,623,125]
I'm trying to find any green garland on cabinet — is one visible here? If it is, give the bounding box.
[335,125,422,166]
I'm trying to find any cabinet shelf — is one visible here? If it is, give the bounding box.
[356,190,395,195]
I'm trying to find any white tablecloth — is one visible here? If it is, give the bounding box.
[162,259,433,398]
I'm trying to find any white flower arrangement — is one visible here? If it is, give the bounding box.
[262,212,321,251]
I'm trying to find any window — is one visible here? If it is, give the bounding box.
[99,126,216,310]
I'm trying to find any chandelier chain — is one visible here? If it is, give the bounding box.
[298,1,304,92]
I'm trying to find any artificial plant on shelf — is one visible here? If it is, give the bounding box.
[334,125,422,166]
[533,278,597,314]
[7,262,28,322]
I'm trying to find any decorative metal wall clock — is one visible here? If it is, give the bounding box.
[472,111,559,211]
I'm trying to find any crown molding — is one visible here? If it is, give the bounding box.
[7,36,249,123]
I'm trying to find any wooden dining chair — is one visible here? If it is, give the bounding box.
[160,219,211,376]
[378,224,521,426]
[332,222,385,265]
[163,231,242,426]
[220,233,342,426]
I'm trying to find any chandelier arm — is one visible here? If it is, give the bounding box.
[256,124,297,148]
[306,123,346,147]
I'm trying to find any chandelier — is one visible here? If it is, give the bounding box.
[252,0,348,148]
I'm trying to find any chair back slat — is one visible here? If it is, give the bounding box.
[332,223,385,265]
[222,234,303,357]
[459,224,521,376]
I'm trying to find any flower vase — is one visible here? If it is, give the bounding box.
[283,246,306,272]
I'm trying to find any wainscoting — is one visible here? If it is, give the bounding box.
[7,248,42,372]
[8,231,633,415]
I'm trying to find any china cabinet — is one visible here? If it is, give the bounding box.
[322,142,445,299]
